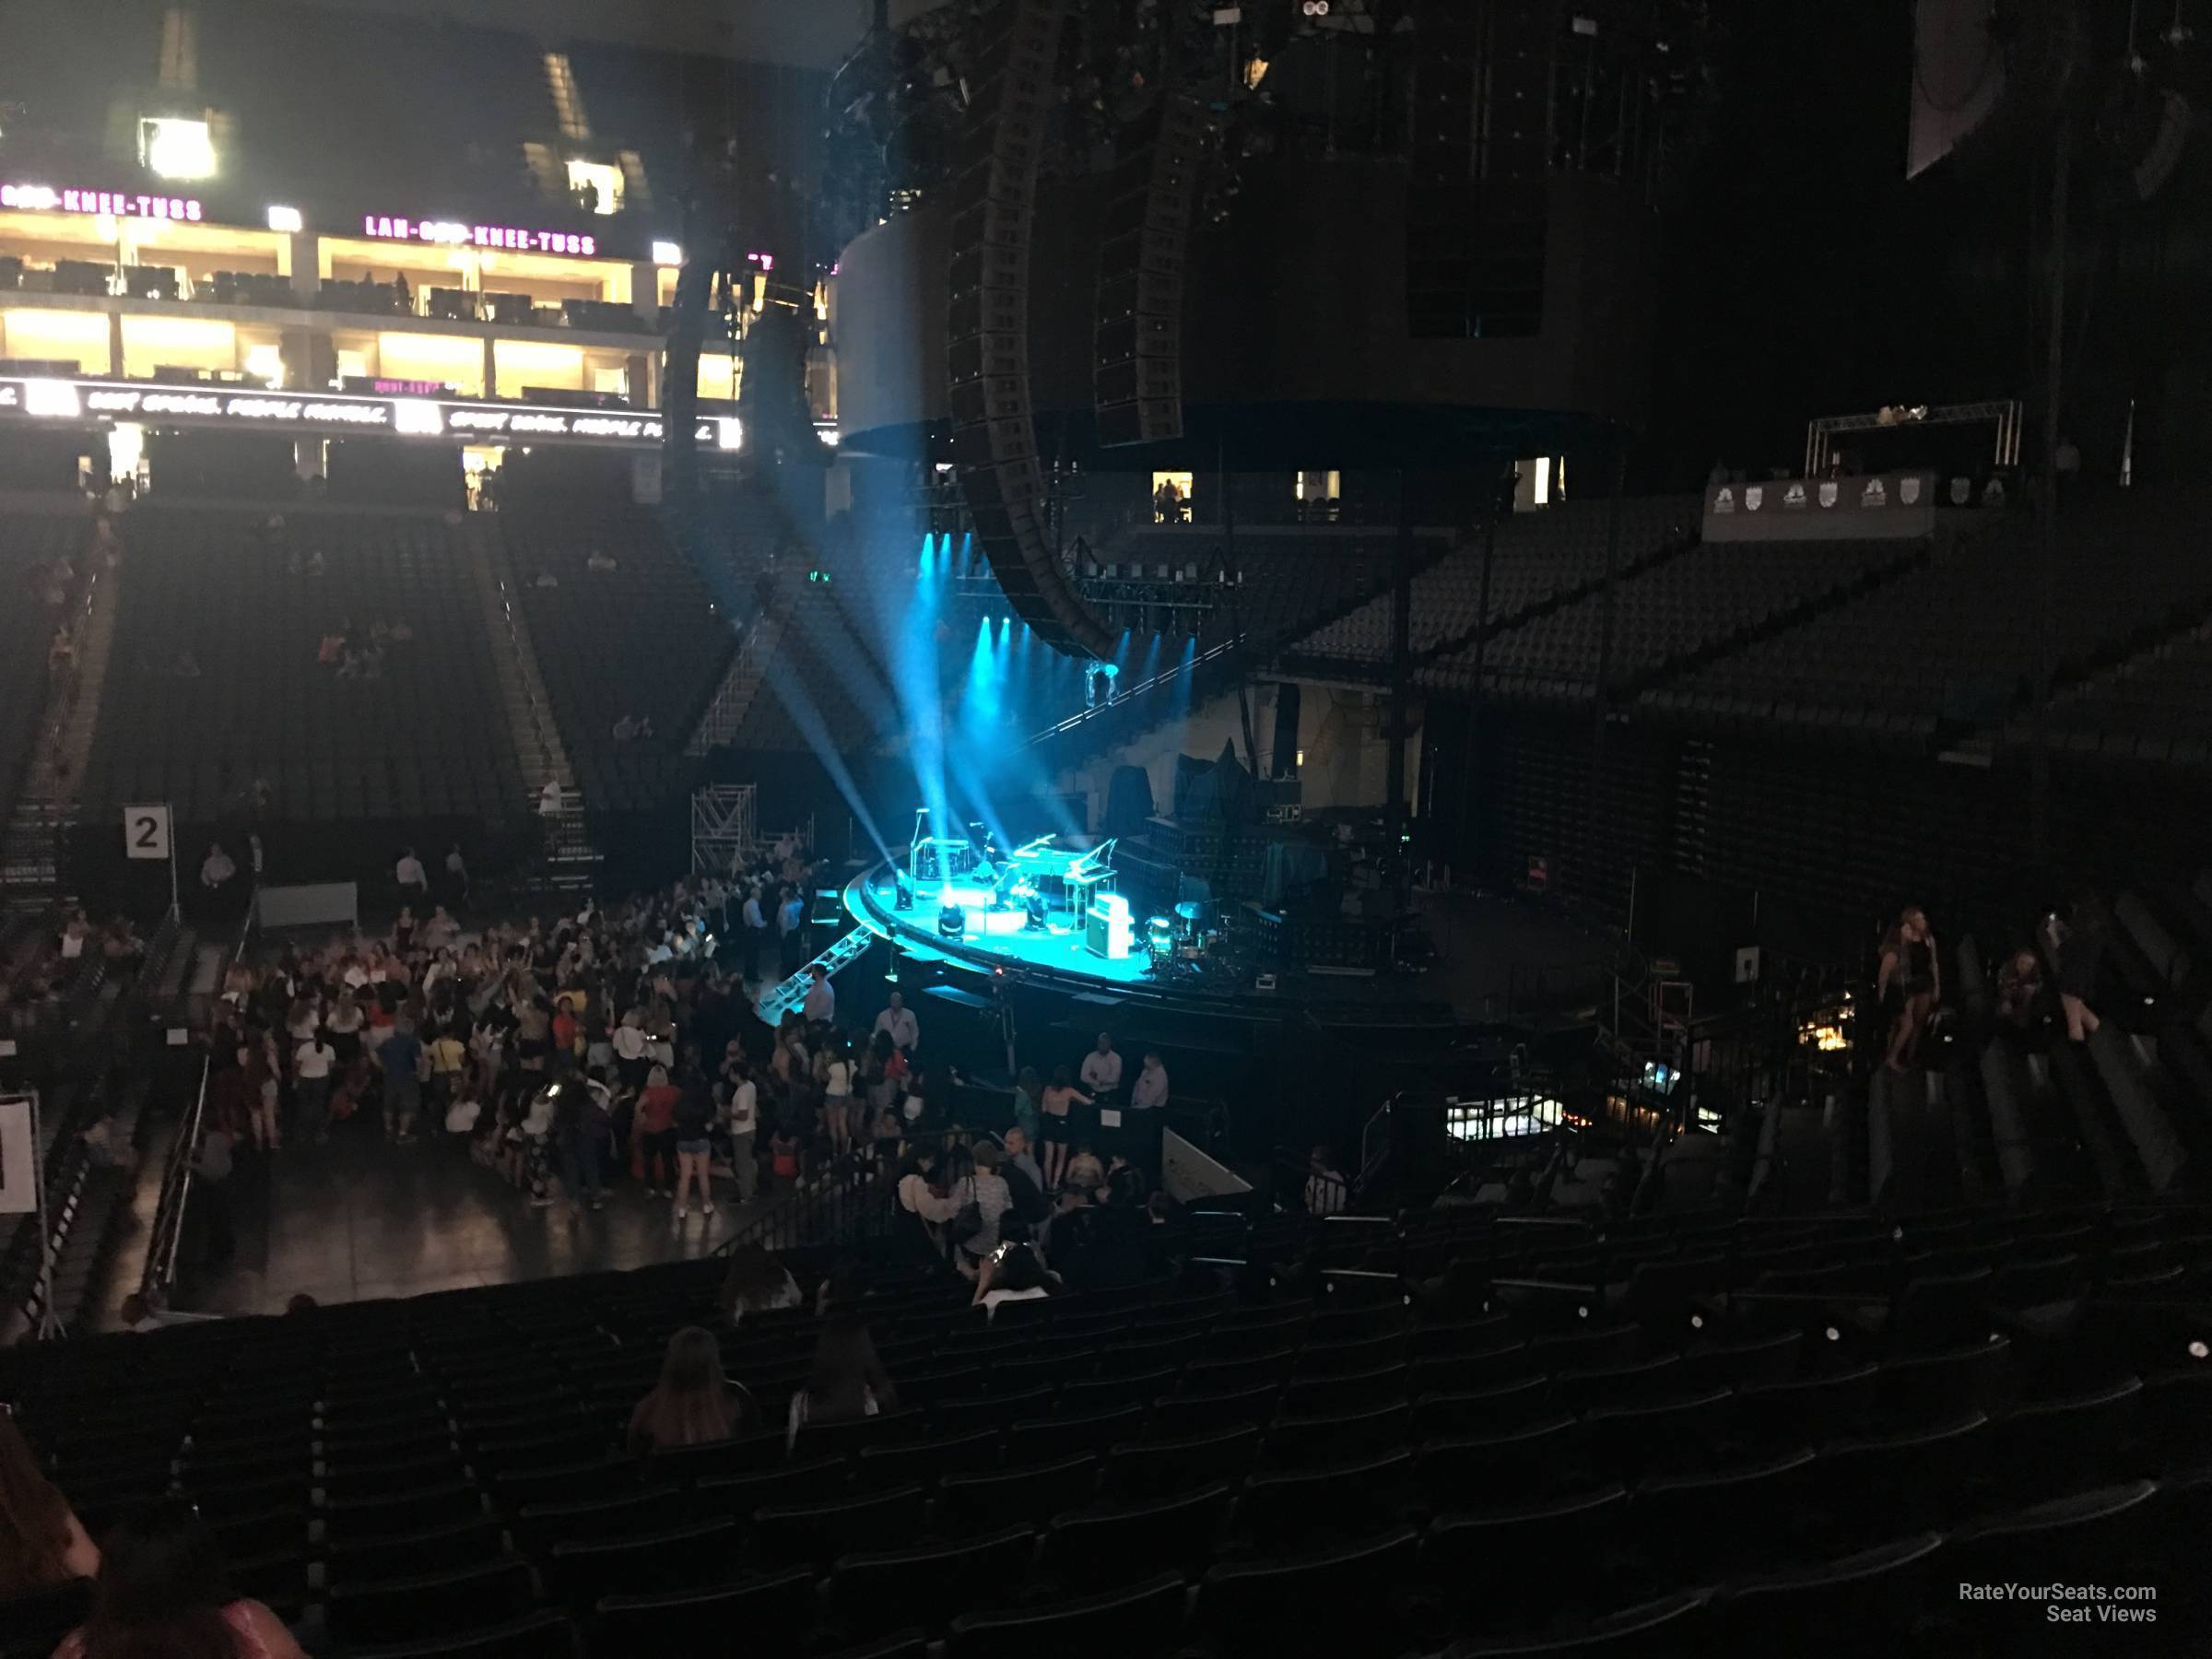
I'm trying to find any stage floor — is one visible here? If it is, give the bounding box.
[846,877,1156,986]
[846,870,1619,1020]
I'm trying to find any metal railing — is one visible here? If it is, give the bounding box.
[1026,636,1244,745]
[141,896,258,1299]
[714,1124,1007,1259]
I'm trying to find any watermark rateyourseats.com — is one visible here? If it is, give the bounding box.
[1959,1583,2157,1626]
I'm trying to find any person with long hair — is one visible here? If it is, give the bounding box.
[1876,905,1940,1071]
[718,1245,802,1329]
[626,1326,757,1455]
[51,1497,304,1658]
[0,1415,98,1594]
[787,1316,900,1449]
[1039,1065,1091,1191]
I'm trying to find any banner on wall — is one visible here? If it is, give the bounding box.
[1702,472,1940,542]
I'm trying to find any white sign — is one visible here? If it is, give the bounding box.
[124,803,171,861]
[0,1096,37,1216]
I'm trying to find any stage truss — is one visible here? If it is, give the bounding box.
[690,784,759,878]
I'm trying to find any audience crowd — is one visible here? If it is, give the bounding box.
[185,833,1175,1258]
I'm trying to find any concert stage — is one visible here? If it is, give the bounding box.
[843,838,1158,996]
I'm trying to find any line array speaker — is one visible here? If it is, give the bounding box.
[1093,94,1212,448]
[947,0,1117,660]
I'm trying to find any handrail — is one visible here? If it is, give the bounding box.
[714,1125,1005,1258]
[142,892,258,1299]
[1025,635,1244,745]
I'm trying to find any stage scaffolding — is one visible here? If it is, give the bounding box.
[690,784,759,878]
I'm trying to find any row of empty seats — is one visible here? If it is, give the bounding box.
[1432,538,1912,701]
[5,1195,2210,1655]
[1656,493,2212,746]
[1294,499,1699,665]
[477,512,735,812]
[88,506,525,824]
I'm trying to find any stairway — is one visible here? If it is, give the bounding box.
[687,613,784,755]
[464,529,597,887]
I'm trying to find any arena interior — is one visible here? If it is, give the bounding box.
[2,1,2212,1654]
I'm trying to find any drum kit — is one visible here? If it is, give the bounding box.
[1145,900,1220,973]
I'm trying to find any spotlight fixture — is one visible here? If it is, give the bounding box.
[938,902,967,941]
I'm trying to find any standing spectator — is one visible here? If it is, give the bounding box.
[636,1063,680,1197]
[673,1071,719,1222]
[777,884,807,978]
[741,881,770,982]
[443,841,470,906]
[555,1074,611,1212]
[2043,890,2110,1044]
[376,1015,425,1145]
[956,1142,1014,1277]
[1129,1050,1170,1113]
[1877,906,1940,1071]
[292,1027,335,1135]
[394,846,429,900]
[1000,1126,1049,1226]
[723,1051,759,1202]
[612,1008,651,1089]
[1078,1031,1124,1096]
[820,1033,854,1159]
[1040,1065,1090,1191]
[802,963,835,1026]
[872,990,919,1053]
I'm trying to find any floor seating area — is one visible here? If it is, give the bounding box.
[1293,499,1700,667]
[86,508,524,825]
[4,1198,2209,1657]
[477,512,735,812]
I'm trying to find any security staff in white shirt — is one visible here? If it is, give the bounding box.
[1078,1031,1124,1096]
[873,990,919,1053]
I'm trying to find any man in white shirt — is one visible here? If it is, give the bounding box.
[873,990,919,1053]
[722,1047,759,1201]
[802,963,835,1025]
[1078,1031,1124,1096]
[394,846,429,897]
[294,1030,336,1128]
[1129,1050,1169,1112]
